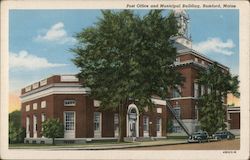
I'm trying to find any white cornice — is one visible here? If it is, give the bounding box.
[177,50,229,71]
[20,85,90,103]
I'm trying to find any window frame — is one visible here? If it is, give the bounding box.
[64,100,76,107]
[64,111,75,131]
[94,112,101,132]
[143,116,149,132]
[41,101,47,108]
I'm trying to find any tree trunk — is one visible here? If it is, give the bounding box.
[118,102,125,142]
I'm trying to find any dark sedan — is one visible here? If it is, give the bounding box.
[188,131,209,143]
[212,131,235,140]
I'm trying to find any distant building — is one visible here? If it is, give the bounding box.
[227,106,240,135]
[20,10,236,144]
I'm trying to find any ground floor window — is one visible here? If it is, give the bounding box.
[94,112,101,131]
[94,112,102,137]
[173,107,181,119]
[156,118,161,132]
[143,116,149,132]
[156,117,162,137]
[195,105,199,120]
[26,116,30,138]
[173,125,182,133]
[114,113,119,135]
[65,112,75,131]
[33,115,37,138]
[41,113,46,132]
[64,111,75,138]
[41,113,46,122]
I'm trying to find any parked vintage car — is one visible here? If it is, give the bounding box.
[212,131,235,140]
[188,131,209,143]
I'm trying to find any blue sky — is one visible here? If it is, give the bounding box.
[9,9,239,93]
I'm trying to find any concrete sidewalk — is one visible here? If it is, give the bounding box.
[53,139,187,150]
[10,139,188,150]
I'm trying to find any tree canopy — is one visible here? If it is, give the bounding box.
[72,10,183,108]
[9,110,25,144]
[42,118,64,145]
[197,63,239,135]
[72,10,184,141]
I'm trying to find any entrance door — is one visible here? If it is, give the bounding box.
[129,119,136,137]
[127,106,139,137]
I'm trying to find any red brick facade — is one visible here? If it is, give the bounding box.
[21,75,167,139]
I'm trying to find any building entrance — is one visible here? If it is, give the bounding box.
[127,104,139,137]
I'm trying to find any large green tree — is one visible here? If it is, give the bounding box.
[197,63,239,135]
[72,10,184,142]
[9,110,25,144]
[41,118,64,145]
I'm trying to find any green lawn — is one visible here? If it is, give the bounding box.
[9,141,133,148]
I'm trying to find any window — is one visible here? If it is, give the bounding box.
[33,103,37,110]
[173,126,182,133]
[156,118,161,132]
[114,113,119,132]
[173,86,181,98]
[41,113,46,122]
[65,112,75,131]
[41,113,46,132]
[194,57,198,62]
[157,108,162,113]
[201,60,205,65]
[143,116,149,131]
[94,100,101,107]
[64,100,76,106]
[194,83,199,98]
[200,85,205,96]
[173,107,181,119]
[33,115,37,132]
[195,105,198,120]
[41,101,46,108]
[94,112,101,131]
[26,117,30,132]
[26,105,30,111]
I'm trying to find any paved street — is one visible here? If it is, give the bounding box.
[126,139,240,150]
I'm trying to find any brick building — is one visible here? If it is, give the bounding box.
[21,75,167,143]
[20,10,235,143]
